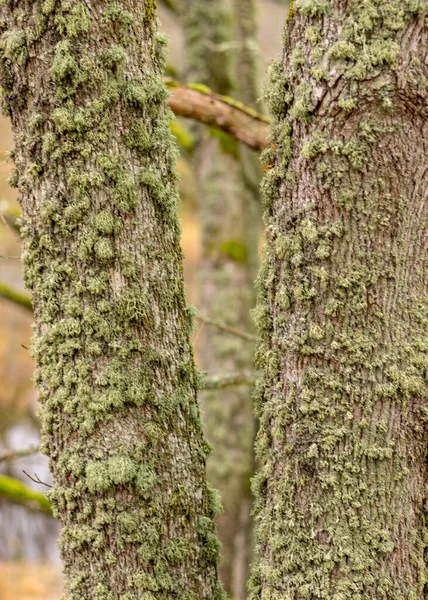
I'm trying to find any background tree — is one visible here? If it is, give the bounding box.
[0,1,224,598]
[251,1,428,598]
[183,0,261,596]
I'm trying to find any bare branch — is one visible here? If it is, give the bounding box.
[0,445,40,463]
[166,79,269,152]
[22,470,52,488]
[197,314,257,342]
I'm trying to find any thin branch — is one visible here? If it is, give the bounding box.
[22,470,52,488]
[204,371,257,389]
[0,474,52,515]
[0,280,32,312]
[0,445,40,463]
[165,79,269,152]
[197,314,257,342]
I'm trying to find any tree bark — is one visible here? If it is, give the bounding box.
[251,1,428,599]
[183,1,258,597]
[0,2,224,599]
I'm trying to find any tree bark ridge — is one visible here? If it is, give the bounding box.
[251,1,428,598]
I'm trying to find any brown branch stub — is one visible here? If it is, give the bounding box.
[166,79,269,152]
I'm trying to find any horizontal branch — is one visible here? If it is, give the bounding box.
[204,371,256,389]
[0,474,52,515]
[0,445,40,462]
[166,79,269,152]
[197,314,257,342]
[0,280,32,312]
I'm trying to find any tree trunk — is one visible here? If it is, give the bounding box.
[251,2,428,599]
[0,2,224,598]
[183,1,258,597]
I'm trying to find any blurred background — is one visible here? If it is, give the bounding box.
[0,1,288,598]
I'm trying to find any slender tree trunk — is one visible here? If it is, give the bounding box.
[231,0,263,596]
[183,1,258,597]
[0,2,224,598]
[251,1,428,599]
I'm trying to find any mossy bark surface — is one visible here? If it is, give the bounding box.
[183,1,258,597]
[251,1,428,599]
[0,2,224,599]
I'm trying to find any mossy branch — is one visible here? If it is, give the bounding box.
[0,474,52,515]
[166,79,269,151]
[0,280,32,311]
[0,280,32,312]
[204,371,256,389]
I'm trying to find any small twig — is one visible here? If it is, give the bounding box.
[197,314,257,342]
[204,370,257,390]
[192,308,212,347]
[0,254,20,259]
[0,445,40,463]
[22,470,52,488]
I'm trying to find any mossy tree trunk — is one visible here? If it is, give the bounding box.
[251,1,428,599]
[183,1,259,597]
[0,2,224,599]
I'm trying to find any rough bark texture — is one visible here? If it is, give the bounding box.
[183,1,258,597]
[251,1,428,599]
[0,2,224,599]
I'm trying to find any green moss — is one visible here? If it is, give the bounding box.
[61,3,91,37]
[86,461,112,493]
[50,40,87,98]
[290,83,314,122]
[108,456,137,485]
[135,464,156,499]
[0,0,226,596]
[0,29,28,65]
[301,130,328,159]
[251,1,428,598]
[94,211,116,234]
[294,0,332,17]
